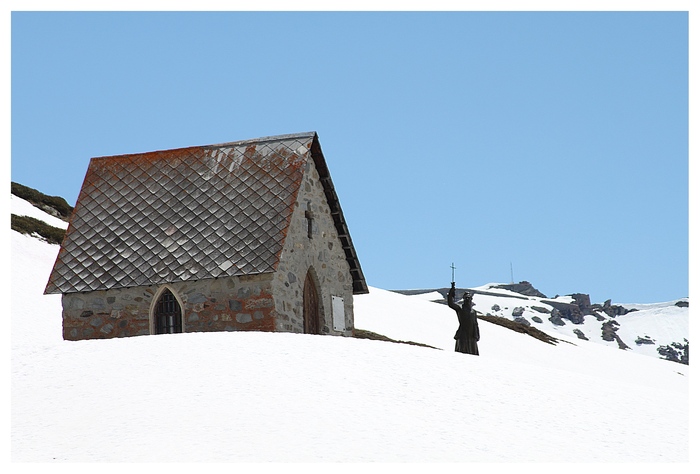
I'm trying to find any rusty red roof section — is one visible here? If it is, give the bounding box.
[45,132,368,295]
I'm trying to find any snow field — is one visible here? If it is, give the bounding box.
[10,199,689,463]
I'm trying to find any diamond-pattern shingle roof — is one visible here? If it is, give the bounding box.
[45,132,368,295]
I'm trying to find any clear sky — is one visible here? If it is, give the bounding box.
[10,8,690,304]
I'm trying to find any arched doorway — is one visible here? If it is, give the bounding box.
[303,269,321,334]
[154,288,183,334]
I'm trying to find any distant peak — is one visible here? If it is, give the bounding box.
[492,281,547,299]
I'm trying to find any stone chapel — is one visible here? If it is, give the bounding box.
[45,132,368,340]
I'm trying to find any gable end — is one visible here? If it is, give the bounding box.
[309,135,368,295]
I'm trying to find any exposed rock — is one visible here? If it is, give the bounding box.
[601,320,629,350]
[491,304,501,312]
[657,340,688,365]
[675,300,689,308]
[568,306,585,324]
[573,329,589,341]
[513,316,531,327]
[594,299,632,317]
[544,299,585,324]
[614,335,630,350]
[493,281,547,298]
[512,307,525,317]
[531,316,543,324]
[573,293,635,320]
[531,306,550,314]
[674,340,689,365]
[635,336,655,345]
[571,293,592,316]
[548,308,565,326]
[601,320,620,341]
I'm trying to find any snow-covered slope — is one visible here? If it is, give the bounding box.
[11,194,68,229]
[400,282,688,364]
[10,196,690,462]
[355,287,687,389]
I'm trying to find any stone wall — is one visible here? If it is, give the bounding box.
[61,273,277,340]
[270,158,355,335]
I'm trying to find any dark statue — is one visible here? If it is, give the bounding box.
[447,283,480,355]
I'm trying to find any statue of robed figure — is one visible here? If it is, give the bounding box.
[447,283,480,355]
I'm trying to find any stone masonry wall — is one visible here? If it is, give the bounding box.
[62,273,276,340]
[270,158,355,335]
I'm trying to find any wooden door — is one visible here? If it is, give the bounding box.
[303,271,320,334]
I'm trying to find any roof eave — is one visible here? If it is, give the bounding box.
[309,134,369,295]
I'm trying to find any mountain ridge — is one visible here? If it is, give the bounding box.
[395,281,689,364]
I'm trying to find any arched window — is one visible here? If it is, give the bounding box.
[154,288,182,334]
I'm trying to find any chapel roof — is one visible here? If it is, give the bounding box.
[45,132,368,295]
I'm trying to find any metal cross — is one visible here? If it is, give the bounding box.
[451,262,456,283]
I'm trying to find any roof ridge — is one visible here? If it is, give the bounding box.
[206,131,317,149]
[91,132,317,160]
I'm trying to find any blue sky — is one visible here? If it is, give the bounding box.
[10,10,689,304]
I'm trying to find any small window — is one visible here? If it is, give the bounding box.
[154,288,182,334]
[305,208,314,239]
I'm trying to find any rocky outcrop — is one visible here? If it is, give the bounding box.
[513,316,531,327]
[510,307,531,326]
[601,320,619,342]
[571,293,592,311]
[545,299,585,324]
[542,293,614,325]
[548,308,565,326]
[395,284,687,361]
[601,320,629,350]
[635,336,655,345]
[494,281,547,298]
[657,340,689,365]
[590,299,633,318]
